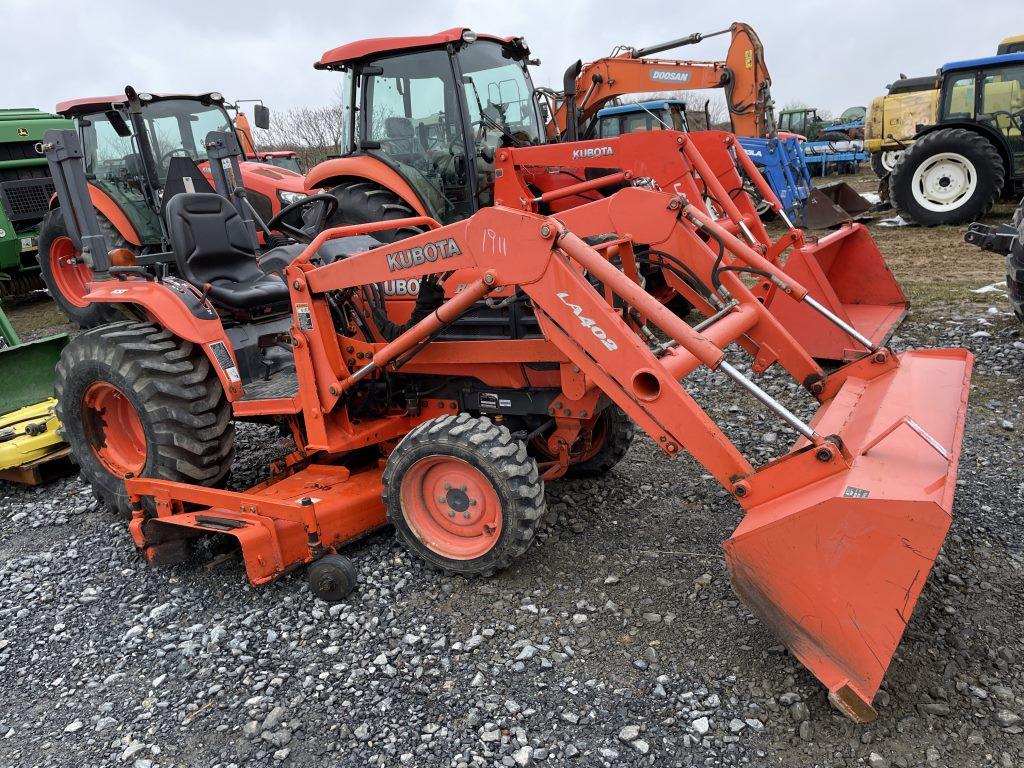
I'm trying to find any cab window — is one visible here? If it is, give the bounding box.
[979,64,1024,132]
[598,117,621,138]
[944,74,976,119]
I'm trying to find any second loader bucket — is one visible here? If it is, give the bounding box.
[764,223,907,361]
[0,333,68,415]
[803,182,871,229]
[724,348,973,721]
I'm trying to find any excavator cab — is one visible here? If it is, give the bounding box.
[323,31,543,224]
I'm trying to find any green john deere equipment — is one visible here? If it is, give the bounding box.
[0,302,69,484]
[0,108,74,299]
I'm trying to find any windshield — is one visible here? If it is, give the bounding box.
[140,99,232,177]
[458,41,542,148]
[263,155,302,173]
[357,40,540,222]
[78,109,162,243]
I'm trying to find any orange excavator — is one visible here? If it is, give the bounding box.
[551,23,772,141]
[549,23,868,229]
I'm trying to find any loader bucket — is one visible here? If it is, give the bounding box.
[764,223,907,360]
[724,348,973,721]
[0,333,68,414]
[803,183,871,229]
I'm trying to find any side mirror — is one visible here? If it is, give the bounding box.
[253,104,270,130]
[105,110,132,138]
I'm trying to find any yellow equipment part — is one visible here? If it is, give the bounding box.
[997,35,1024,55]
[865,88,939,153]
[0,398,64,472]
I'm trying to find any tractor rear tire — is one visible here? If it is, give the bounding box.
[37,208,128,328]
[383,413,544,577]
[55,322,235,517]
[1005,198,1024,322]
[325,181,425,244]
[890,128,1005,226]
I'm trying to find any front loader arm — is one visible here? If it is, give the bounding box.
[278,192,972,722]
[289,199,842,491]
[553,22,773,139]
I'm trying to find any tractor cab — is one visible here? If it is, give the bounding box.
[590,100,692,139]
[318,29,544,223]
[937,53,1024,178]
[777,108,819,138]
[42,89,313,327]
[57,92,239,247]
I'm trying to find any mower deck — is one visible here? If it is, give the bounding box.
[129,464,386,585]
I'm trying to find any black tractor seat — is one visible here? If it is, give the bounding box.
[164,193,290,312]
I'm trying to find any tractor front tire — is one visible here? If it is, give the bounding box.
[383,413,544,577]
[326,181,424,244]
[55,322,235,517]
[37,208,128,328]
[890,129,1005,226]
[870,150,902,178]
[1005,198,1024,322]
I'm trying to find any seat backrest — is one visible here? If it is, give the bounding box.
[383,116,427,161]
[164,193,263,288]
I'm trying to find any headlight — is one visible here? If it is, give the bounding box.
[278,190,308,205]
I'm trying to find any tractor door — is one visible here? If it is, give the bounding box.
[360,49,473,223]
[978,62,1024,177]
[78,110,162,245]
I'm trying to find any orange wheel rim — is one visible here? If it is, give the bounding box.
[82,382,147,477]
[49,235,93,308]
[400,456,502,560]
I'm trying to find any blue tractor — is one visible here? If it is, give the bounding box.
[889,52,1024,226]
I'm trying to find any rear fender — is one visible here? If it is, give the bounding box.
[46,187,143,247]
[84,279,243,400]
[85,185,144,246]
[304,157,428,215]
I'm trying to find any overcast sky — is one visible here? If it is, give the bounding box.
[5,0,1019,120]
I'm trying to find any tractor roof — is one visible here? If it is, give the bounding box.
[887,75,937,94]
[315,28,516,69]
[941,52,1024,74]
[55,92,224,117]
[597,100,685,117]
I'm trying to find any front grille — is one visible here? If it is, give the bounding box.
[0,178,55,224]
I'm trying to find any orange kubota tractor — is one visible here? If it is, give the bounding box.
[304,28,905,362]
[39,89,310,327]
[43,121,971,723]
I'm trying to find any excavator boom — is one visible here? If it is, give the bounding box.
[554,22,772,139]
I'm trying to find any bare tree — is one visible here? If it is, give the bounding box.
[255,105,345,169]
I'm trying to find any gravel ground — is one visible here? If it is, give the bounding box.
[1,177,1023,768]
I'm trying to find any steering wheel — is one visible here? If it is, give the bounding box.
[984,109,1024,133]
[265,192,339,244]
[159,147,194,165]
